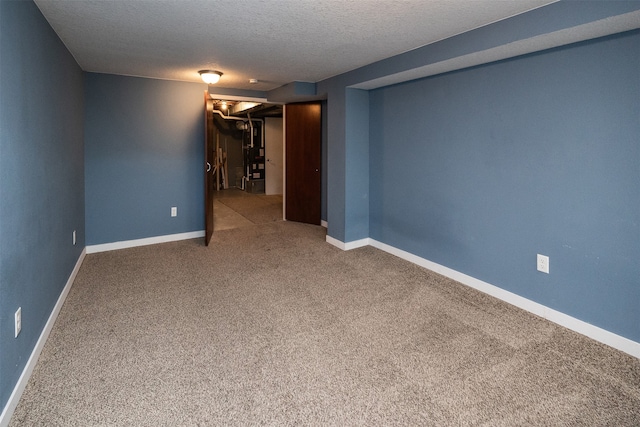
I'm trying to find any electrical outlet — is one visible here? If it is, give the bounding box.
[171,207,177,217]
[15,307,22,338]
[73,230,77,246]
[537,254,549,274]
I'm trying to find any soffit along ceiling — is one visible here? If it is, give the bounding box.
[33,0,556,91]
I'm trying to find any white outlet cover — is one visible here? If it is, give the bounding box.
[15,307,22,338]
[537,254,549,274]
[171,207,177,217]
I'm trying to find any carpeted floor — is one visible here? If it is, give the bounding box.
[9,221,640,426]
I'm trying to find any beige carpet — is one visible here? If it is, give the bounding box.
[9,221,640,425]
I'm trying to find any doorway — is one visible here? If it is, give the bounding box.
[204,95,323,241]
[207,95,285,233]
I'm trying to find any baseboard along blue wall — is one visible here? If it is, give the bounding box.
[368,31,640,342]
[0,0,85,412]
[344,88,370,242]
[84,74,207,245]
[2,0,639,418]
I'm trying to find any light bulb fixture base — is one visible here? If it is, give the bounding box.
[198,70,223,84]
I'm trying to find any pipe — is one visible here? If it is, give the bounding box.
[212,109,263,125]
[212,109,263,146]
[248,113,254,148]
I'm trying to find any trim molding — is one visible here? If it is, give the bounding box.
[325,235,346,250]
[325,235,370,250]
[325,235,640,359]
[321,220,328,228]
[86,230,205,254]
[344,238,370,251]
[0,249,86,427]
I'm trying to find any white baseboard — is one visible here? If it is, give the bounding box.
[325,235,370,250]
[0,249,86,427]
[344,238,370,250]
[325,235,640,359]
[325,235,345,249]
[321,220,328,228]
[86,230,205,254]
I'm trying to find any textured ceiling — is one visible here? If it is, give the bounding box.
[34,0,556,91]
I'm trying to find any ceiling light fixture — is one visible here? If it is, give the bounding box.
[198,70,223,84]
[249,78,258,84]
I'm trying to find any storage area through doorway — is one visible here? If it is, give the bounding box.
[208,97,284,232]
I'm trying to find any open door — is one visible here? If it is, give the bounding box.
[204,93,215,246]
[285,102,321,224]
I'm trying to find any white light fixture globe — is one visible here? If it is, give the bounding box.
[198,70,222,84]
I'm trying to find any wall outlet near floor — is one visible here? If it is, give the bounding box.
[73,230,77,246]
[537,254,549,274]
[15,307,22,338]
[171,207,177,217]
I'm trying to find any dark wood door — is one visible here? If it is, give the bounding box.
[204,94,215,245]
[285,102,321,224]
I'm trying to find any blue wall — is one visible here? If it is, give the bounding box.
[317,1,640,345]
[1,1,638,418]
[325,81,347,241]
[85,74,206,245]
[344,89,369,242]
[0,0,85,412]
[369,31,640,341]
[319,1,640,249]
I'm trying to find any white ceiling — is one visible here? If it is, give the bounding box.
[34,0,558,91]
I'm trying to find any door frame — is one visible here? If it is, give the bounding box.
[204,93,215,245]
[204,93,286,223]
